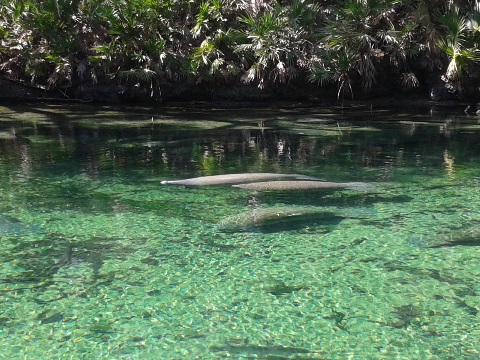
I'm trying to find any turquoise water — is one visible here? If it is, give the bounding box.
[0,104,479,359]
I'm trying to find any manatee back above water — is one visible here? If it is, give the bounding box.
[161,173,319,187]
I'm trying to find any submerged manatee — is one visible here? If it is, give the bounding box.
[217,206,346,232]
[232,180,376,192]
[161,173,318,187]
[410,225,480,248]
[0,214,32,236]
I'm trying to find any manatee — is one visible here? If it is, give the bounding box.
[161,173,318,187]
[210,343,312,357]
[216,206,345,232]
[232,180,376,192]
[0,214,31,236]
[410,225,480,248]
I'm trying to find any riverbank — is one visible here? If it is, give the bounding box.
[0,76,477,115]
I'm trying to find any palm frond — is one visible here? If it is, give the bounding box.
[118,68,157,84]
[466,1,480,33]
[358,52,376,89]
[439,6,467,45]
[400,71,419,90]
[270,61,298,83]
[308,62,335,86]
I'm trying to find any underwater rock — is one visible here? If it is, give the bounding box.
[160,173,318,186]
[216,206,345,232]
[232,180,376,192]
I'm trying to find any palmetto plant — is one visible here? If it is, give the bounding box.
[407,0,444,70]
[189,0,242,83]
[236,9,288,88]
[309,48,358,99]
[235,0,320,88]
[437,3,480,88]
[0,2,28,80]
[190,34,242,83]
[0,0,82,86]
[1,0,480,101]
[89,0,166,99]
[311,0,402,98]
[192,0,227,39]
[402,0,480,94]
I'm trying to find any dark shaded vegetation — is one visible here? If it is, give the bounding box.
[1,0,480,103]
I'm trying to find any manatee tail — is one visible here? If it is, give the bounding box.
[407,235,431,248]
[407,235,447,248]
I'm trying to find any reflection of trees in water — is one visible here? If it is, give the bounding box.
[181,131,330,171]
[0,131,440,176]
[1,118,479,180]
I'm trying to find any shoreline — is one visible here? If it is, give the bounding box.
[0,77,477,114]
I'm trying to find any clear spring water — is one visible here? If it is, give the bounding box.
[0,103,479,359]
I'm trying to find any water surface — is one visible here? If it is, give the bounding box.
[0,104,479,359]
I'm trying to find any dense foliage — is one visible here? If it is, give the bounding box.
[1,0,479,102]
